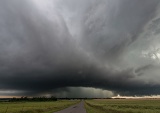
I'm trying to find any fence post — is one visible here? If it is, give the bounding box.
[21,105,24,112]
[4,106,8,113]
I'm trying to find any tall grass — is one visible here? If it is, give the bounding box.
[85,99,160,113]
[0,100,79,113]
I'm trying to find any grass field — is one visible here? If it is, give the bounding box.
[85,99,160,113]
[0,100,79,113]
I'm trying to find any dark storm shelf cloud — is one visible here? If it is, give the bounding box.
[0,0,160,97]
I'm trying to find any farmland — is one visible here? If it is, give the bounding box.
[0,100,79,113]
[1,99,160,113]
[85,99,160,113]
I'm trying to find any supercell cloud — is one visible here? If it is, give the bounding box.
[0,0,160,97]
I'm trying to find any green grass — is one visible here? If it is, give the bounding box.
[85,99,160,113]
[0,100,79,113]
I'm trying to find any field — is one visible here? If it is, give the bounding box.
[0,100,79,113]
[85,99,160,113]
[1,99,160,113]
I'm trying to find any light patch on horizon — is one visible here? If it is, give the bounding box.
[112,95,160,99]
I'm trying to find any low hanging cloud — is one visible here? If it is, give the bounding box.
[0,0,160,97]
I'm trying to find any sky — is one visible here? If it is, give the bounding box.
[0,0,160,98]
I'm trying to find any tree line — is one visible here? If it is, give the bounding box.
[10,96,57,102]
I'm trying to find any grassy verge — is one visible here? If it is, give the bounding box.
[85,100,122,113]
[85,99,160,113]
[0,100,79,113]
[85,101,105,113]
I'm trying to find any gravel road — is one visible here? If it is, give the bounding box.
[54,101,86,113]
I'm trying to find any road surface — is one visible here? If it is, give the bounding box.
[54,101,86,113]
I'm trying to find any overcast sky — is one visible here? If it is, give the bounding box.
[1,0,160,98]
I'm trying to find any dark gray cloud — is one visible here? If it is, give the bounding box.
[0,0,160,97]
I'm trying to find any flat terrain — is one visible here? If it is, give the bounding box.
[1,99,160,113]
[85,99,160,113]
[54,101,86,113]
[0,100,79,113]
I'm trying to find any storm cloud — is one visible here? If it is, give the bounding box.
[1,0,160,97]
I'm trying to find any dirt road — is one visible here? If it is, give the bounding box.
[54,101,86,113]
